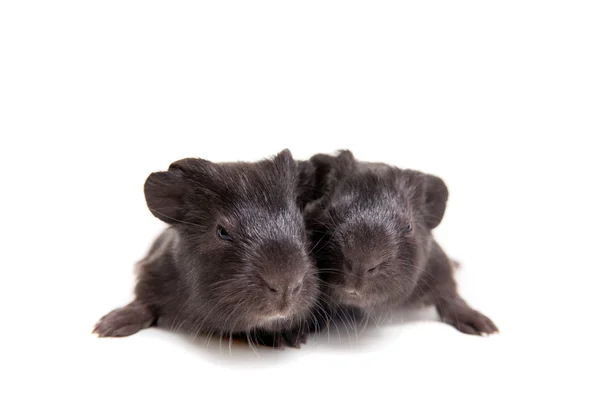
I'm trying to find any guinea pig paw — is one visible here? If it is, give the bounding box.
[269,334,288,350]
[253,329,308,349]
[93,302,155,338]
[439,304,499,336]
[282,329,308,349]
[252,332,287,350]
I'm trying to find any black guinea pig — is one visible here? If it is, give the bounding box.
[303,150,498,336]
[93,149,319,348]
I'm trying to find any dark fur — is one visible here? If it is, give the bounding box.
[303,150,498,335]
[93,150,319,348]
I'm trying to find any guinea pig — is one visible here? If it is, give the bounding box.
[303,150,498,336]
[93,149,319,348]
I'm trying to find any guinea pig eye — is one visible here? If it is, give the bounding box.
[405,223,413,234]
[217,226,232,241]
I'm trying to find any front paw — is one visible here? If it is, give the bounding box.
[254,328,308,349]
[93,302,154,338]
[281,328,308,349]
[437,300,498,336]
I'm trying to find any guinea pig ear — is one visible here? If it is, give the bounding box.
[273,148,297,174]
[297,160,318,209]
[422,174,449,229]
[144,163,190,223]
[310,150,355,172]
[335,150,356,170]
[309,150,357,195]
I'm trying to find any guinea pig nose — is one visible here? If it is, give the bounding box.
[290,280,303,296]
[343,288,360,296]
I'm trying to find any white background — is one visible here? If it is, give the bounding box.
[1,1,599,399]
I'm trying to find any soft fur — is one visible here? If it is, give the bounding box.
[303,150,498,335]
[93,150,319,348]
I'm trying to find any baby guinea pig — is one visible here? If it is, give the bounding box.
[93,149,319,348]
[303,150,498,335]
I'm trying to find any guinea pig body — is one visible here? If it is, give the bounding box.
[93,150,319,348]
[304,151,498,335]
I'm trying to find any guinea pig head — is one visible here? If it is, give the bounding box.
[306,152,448,309]
[144,149,318,333]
